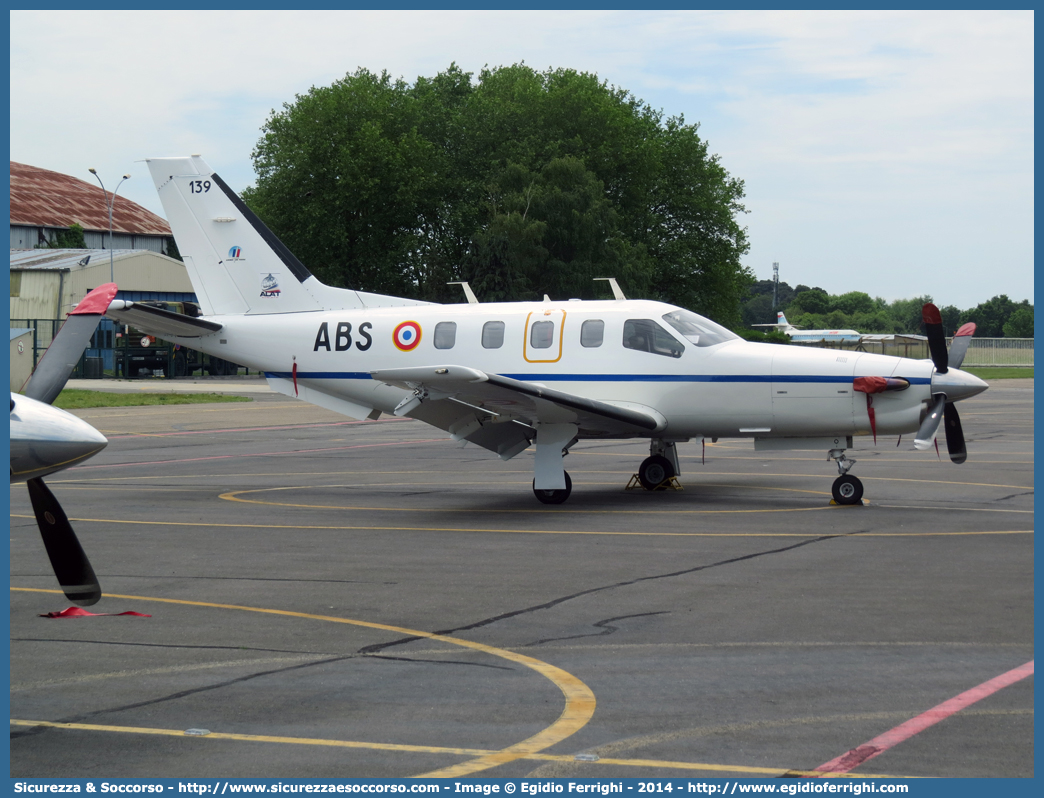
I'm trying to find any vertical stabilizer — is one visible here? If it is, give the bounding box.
[145,156,432,315]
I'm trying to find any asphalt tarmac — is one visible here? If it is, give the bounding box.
[10,378,1034,779]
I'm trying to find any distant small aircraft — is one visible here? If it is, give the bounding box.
[10,283,117,605]
[106,156,987,507]
[752,311,863,343]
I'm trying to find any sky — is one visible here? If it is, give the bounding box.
[9,9,1034,310]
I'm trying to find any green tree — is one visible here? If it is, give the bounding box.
[939,305,962,336]
[1002,304,1033,338]
[41,223,86,249]
[833,291,875,316]
[244,63,751,325]
[887,295,935,334]
[960,295,1016,337]
[741,293,777,326]
[790,288,830,315]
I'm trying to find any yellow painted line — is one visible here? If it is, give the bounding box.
[8,514,1032,537]
[9,719,489,757]
[11,587,595,777]
[7,719,905,779]
[220,485,840,513]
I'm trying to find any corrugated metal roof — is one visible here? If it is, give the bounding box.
[10,162,171,236]
[10,248,150,271]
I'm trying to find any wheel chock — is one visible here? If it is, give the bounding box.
[626,475,683,491]
[829,498,867,506]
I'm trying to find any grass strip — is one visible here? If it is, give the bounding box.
[53,390,252,409]
[963,367,1033,380]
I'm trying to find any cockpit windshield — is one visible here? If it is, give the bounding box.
[661,309,739,347]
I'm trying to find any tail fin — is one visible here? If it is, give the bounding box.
[145,156,430,315]
[776,311,789,327]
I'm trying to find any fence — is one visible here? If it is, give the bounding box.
[960,338,1033,367]
[776,336,1032,366]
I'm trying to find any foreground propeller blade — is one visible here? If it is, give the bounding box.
[26,478,101,606]
[948,322,977,370]
[23,283,118,405]
[943,401,967,464]
[922,303,949,374]
[914,394,946,450]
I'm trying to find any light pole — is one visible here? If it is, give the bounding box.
[88,168,130,282]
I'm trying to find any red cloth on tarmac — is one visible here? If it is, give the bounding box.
[40,607,151,619]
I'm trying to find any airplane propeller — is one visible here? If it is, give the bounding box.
[913,304,977,464]
[26,477,102,606]
[12,282,117,606]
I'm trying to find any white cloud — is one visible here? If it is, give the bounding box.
[10,9,1033,308]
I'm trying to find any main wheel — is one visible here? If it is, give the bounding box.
[533,471,572,504]
[831,474,864,505]
[638,455,676,490]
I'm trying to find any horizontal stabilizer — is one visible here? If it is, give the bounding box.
[107,300,223,338]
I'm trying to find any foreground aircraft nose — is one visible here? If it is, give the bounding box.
[931,368,988,402]
[10,396,109,482]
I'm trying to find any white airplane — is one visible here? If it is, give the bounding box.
[106,156,988,506]
[753,311,863,343]
[11,283,117,605]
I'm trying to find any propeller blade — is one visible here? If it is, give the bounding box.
[943,401,967,464]
[922,303,949,374]
[914,394,946,450]
[23,283,118,405]
[26,478,101,606]
[948,322,977,370]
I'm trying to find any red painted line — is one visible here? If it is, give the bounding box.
[812,660,1034,776]
[69,438,448,471]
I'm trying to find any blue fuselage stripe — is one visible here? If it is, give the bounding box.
[265,371,932,385]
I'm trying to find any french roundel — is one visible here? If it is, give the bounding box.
[393,321,422,351]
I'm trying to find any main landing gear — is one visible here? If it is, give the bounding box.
[533,472,572,504]
[829,449,864,505]
[638,455,676,490]
[635,440,682,491]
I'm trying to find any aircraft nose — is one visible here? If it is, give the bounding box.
[932,368,988,402]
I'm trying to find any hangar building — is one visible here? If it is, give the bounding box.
[10,161,198,375]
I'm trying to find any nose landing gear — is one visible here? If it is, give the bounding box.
[829,449,864,505]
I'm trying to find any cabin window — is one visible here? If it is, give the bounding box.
[482,320,505,349]
[530,320,554,349]
[580,319,604,347]
[623,319,684,358]
[434,321,457,349]
[661,309,739,347]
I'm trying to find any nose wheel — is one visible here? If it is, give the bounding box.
[533,471,572,504]
[828,448,864,505]
[831,474,864,505]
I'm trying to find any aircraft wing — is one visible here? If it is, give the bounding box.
[369,365,665,460]
[106,300,223,338]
